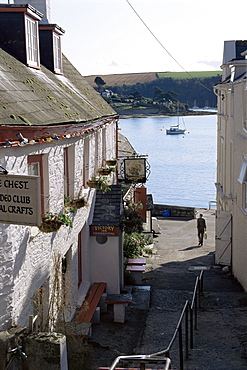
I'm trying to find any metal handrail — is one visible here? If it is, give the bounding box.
[108,270,204,370]
[109,355,171,370]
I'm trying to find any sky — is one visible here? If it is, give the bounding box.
[4,0,247,76]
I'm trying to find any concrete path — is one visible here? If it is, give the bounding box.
[89,208,247,370]
[135,208,247,369]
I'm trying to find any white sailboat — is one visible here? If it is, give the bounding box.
[166,103,186,135]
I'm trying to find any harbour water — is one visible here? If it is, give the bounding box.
[119,114,217,208]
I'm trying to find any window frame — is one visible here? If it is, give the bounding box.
[78,232,82,288]
[64,146,75,198]
[243,181,247,210]
[25,15,40,68]
[28,154,48,215]
[53,32,63,74]
[238,157,247,212]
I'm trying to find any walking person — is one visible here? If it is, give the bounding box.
[197,213,206,246]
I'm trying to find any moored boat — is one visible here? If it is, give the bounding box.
[166,124,186,135]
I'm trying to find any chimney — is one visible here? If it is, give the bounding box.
[14,0,51,23]
[221,40,247,80]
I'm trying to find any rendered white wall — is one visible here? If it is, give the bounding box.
[0,121,117,330]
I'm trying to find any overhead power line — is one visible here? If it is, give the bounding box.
[125,0,214,94]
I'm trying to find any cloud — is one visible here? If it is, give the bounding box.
[198,60,221,69]
[108,60,120,68]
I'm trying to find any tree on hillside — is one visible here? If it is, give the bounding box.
[153,87,178,103]
[94,76,106,91]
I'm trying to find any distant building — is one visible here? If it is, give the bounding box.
[101,89,114,98]
[214,40,247,290]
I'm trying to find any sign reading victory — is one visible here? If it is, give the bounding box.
[0,174,41,226]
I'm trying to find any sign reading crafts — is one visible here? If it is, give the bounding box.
[0,174,40,226]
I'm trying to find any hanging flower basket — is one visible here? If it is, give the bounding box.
[87,177,111,193]
[39,212,73,233]
[39,219,63,233]
[97,167,112,176]
[86,179,102,189]
[66,197,88,209]
[105,159,117,166]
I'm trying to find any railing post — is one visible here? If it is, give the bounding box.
[185,304,189,359]
[179,326,184,370]
[194,289,198,330]
[190,306,194,349]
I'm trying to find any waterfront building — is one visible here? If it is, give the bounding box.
[214,40,247,290]
[0,0,120,334]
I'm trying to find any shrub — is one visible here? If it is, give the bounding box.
[123,232,148,258]
[120,202,143,234]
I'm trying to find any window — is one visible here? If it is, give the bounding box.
[53,33,62,74]
[83,138,90,187]
[78,233,82,288]
[25,15,40,68]
[64,148,69,197]
[64,146,75,197]
[238,157,247,211]
[28,154,48,215]
[243,182,247,210]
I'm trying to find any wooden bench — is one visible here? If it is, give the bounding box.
[127,258,146,265]
[126,265,146,272]
[105,294,132,323]
[75,282,106,323]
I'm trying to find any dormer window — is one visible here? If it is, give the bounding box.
[25,15,40,68]
[53,32,62,74]
[0,4,42,67]
[39,24,65,74]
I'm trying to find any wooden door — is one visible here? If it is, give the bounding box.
[215,210,232,265]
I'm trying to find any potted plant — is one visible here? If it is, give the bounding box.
[97,166,116,176]
[105,159,117,166]
[39,211,73,233]
[65,195,88,209]
[86,176,111,192]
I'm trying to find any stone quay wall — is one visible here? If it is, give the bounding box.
[153,204,196,219]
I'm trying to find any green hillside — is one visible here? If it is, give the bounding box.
[157,71,221,79]
[86,71,222,109]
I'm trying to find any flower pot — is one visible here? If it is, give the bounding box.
[67,197,88,209]
[86,179,102,189]
[97,168,112,176]
[39,219,63,233]
[105,159,117,166]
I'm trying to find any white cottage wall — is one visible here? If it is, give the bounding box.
[0,121,117,330]
[90,236,121,294]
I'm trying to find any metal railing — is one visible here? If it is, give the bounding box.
[108,270,204,370]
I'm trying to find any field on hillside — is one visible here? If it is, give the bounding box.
[157,71,221,79]
[84,72,158,87]
[84,71,222,88]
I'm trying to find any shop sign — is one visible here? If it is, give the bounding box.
[124,158,146,183]
[0,174,41,226]
[90,225,119,236]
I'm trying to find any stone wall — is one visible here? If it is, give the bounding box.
[153,204,195,219]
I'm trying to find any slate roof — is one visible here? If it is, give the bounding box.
[0,47,116,127]
[91,185,123,226]
[118,132,136,158]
